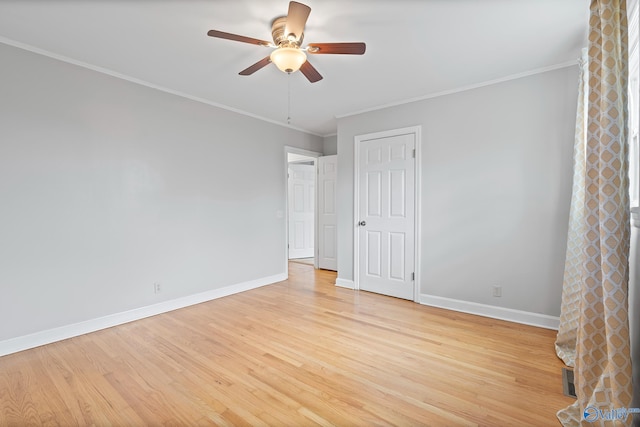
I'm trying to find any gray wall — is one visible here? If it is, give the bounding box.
[0,43,323,342]
[323,135,338,155]
[336,66,578,317]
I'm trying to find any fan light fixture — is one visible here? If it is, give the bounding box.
[207,1,366,83]
[270,47,307,73]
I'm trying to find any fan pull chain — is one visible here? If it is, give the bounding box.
[287,72,292,125]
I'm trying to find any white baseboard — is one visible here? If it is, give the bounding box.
[335,278,355,289]
[419,294,560,330]
[0,273,287,357]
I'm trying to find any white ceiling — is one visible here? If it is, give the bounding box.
[0,0,588,136]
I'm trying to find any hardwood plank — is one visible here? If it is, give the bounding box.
[0,262,573,425]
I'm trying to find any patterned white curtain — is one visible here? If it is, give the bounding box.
[556,0,633,426]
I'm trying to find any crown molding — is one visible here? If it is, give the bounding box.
[336,60,580,120]
[0,37,323,138]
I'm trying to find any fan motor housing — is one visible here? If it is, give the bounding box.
[271,16,303,47]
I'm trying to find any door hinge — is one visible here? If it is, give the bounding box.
[411,272,415,281]
[412,149,416,158]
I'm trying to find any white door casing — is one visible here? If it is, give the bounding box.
[318,155,338,271]
[354,127,420,301]
[288,163,315,259]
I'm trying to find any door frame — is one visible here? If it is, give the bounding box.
[284,146,322,274]
[353,126,422,302]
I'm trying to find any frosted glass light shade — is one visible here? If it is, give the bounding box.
[270,47,307,73]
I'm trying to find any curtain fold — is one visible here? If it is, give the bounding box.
[557,0,633,425]
[556,49,589,368]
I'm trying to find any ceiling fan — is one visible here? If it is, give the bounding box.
[207,1,366,83]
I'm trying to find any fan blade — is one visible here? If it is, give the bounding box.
[239,56,272,75]
[284,1,311,42]
[300,60,323,83]
[307,42,366,55]
[207,30,272,47]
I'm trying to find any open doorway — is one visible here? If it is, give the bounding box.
[285,147,321,269]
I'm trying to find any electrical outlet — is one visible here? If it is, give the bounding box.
[492,285,502,297]
[154,282,161,294]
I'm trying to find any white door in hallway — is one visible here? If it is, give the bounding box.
[288,163,315,259]
[318,155,337,271]
[357,131,416,300]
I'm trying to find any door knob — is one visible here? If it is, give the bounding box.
[359,220,366,226]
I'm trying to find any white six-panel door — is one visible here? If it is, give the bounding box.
[288,163,315,259]
[357,131,416,300]
[318,155,337,271]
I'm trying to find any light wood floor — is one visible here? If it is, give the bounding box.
[0,262,573,426]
